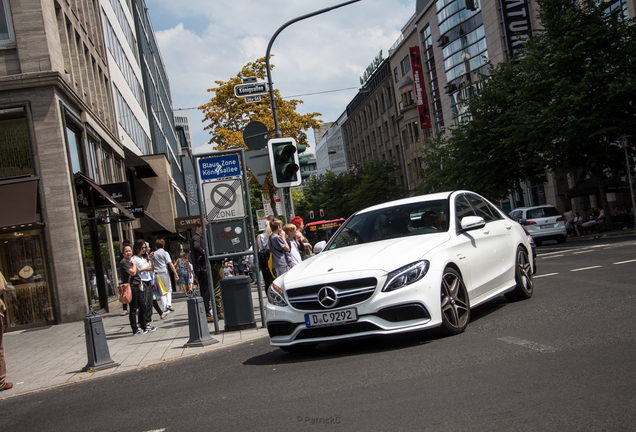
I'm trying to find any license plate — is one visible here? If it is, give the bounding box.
[305,308,358,327]
[540,224,555,229]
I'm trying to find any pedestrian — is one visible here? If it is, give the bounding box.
[174,251,192,295]
[268,218,291,277]
[118,239,131,316]
[190,219,224,321]
[283,223,302,268]
[153,239,178,312]
[574,212,583,237]
[256,215,275,288]
[119,244,148,335]
[132,240,162,330]
[563,208,574,237]
[0,271,13,392]
[290,216,312,260]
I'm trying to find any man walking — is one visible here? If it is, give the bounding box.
[190,219,224,321]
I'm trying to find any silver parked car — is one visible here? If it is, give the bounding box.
[509,205,567,246]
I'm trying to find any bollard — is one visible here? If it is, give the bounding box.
[81,307,119,372]
[184,291,219,348]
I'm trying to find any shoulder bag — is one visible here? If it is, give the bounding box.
[117,283,132,304]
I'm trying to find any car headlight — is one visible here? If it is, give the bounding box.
[382,260,430,292]
[267,283,288,307]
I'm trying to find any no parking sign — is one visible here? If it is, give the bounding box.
[202,179,245,222]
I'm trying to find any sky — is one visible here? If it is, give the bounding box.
[145,0,416,154]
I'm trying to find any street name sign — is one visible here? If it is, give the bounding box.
[234,82,269,98]
[199,154,241,181]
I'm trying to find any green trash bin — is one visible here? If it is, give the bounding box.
[220,275,256,331]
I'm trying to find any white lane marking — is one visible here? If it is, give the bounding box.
[143,430,166,432]
[570,266,602,272]
[573,250,594,255]
[614,259,636,265]
[534,273,558,278]
[498,336,557,353]
[538,250,569,257]
[540,254,564,259]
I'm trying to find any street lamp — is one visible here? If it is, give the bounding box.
[265,0,361,221]
[621,134,636,219]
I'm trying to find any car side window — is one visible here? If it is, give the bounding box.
[455,195,476,225]
[466,194,494,222]
[487,202,504,220]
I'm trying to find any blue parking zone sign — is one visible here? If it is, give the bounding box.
[199,154,241,181]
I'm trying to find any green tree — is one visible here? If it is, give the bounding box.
[296,159,407,221]
[199,56,322,216]
[419,0,636,214]
[523,0,636,217]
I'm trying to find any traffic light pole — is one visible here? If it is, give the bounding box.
[265,0,361,221]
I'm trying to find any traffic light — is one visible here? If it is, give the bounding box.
[296,144,311,183]
[268,137,302,187]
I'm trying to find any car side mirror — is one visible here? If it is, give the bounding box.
[313,241,327,254]
[458,216,486,233]
[518,218,526,225]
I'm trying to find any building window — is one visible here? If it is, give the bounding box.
[66,125,85,175]
[86,137,101,183]
[400,55,411,76]
[0,109,33,179]
[0,0,16,46]
[394,67,399,83]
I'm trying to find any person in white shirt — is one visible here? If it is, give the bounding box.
[283,224,302,268]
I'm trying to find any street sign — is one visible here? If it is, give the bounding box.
[199,154,241,181]
[234,82,268,98]
[245,95,261,103]
[243,121,269,150]
[245,148,270,185]
[202,179,245,222]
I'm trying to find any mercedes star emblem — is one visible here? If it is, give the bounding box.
[317,286,339,309]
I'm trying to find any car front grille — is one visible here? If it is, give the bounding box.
[286,277,377,311]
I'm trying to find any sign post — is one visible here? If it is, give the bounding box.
[194,149,266,333]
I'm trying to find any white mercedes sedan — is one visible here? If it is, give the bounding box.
[266,191,534,352]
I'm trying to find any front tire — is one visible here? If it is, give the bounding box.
[439,268,470,336]
[505,246,534,302]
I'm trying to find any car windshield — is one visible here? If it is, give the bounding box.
[327,199,449,250]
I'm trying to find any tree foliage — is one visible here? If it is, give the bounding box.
[199,56,323,216]
[295,159,407,221]
[418,0,636,210]
[199,56,322,150]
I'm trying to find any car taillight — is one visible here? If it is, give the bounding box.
[524,221,537,226]
[556,217,564,221]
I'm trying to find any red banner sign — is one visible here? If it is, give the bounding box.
[409,46,432,130]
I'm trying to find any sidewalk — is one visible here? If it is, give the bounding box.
[1,283,269,400]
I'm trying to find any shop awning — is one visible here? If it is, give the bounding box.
[74,173,135,221]
[0,177,39,230]
[565,176,630,199]
[123,147,158,179]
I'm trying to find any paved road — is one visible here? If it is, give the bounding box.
[1,235,635,431]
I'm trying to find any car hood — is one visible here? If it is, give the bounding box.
[278,233,450,288]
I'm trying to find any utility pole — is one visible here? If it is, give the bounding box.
[265,0,361,222]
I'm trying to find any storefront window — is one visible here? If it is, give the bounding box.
[0,229,53,328]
